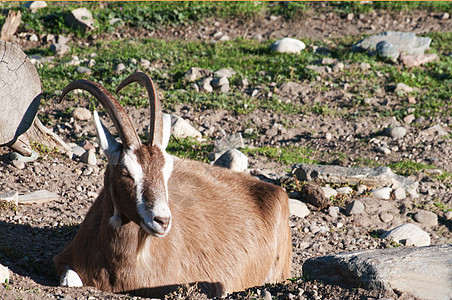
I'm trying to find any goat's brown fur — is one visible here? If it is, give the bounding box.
[54,148,292,298]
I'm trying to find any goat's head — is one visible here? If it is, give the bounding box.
[60,73,173,237]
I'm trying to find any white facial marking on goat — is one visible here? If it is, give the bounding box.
[122,147,172,236]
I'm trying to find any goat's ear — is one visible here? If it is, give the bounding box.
[161,113,171,150]
[94,110,121,163]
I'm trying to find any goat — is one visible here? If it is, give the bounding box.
[53,72,292,298]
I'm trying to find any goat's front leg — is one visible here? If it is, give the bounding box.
[60,265,83,287]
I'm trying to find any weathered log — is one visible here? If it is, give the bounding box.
[0,10,21,42]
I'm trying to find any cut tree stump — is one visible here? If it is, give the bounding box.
[0,10,21,42]
[0,41,71,157]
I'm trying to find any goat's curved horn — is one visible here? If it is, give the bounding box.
[116,72,163,147]
[60,80,141,149]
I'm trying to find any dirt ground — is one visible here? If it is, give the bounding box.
[0,6,451,300]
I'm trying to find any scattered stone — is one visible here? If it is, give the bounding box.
[139,59,151,69]
[444,211,452,220]
[370,187,392,200]
[394,82,413,94]
[211,76,229,89]
[301,183,329,210]
[29,34,39,42]
[72,107,92,121]
[359,62,370,70]
[306,65,331,74]
[345,200,365,216]
[58,35,70,45]
[263,289,272,300]
[376,146,391,155]
[269,38,306,54]
[353,31,432,55]
[71,145,86,157]
[321,58,336,65]
[336,186,353,195]
[65,8,95,31]
[380,212,394,223]
[381,223,430,246]
[170,115,202,140]
[213,149,248,172]
[385,126,407,139]
[184,67,210,82]
[321,186,337,199]
[440,12,449,20]
[293,164,418,197]
[113,63,126,74]
[252,34,263,41]
[420,124,448,137]
[0,192,19,206]
[214,133,244,152]
[376,41,399,61]
[80,149,97,166]
[18,190,59,205]
[0,264,9,284]
[12,160,25,170]
[289,199,310,218]
[403,114,415,124]
[25,1,47,13]
[356,184,367,195]
[50,43,70,56]
[302,244,451,300]
[109,18,122,26]
[393,187,406,200]
[76,66,92,75]
[199,77,213,93]
[407,95,416,104]
[214,68,235,78]
[333,62,344,71]
[399,53,438,67]
[328,206,339,218]
[413,210,438,227]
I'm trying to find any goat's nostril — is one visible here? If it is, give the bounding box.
[153,216,170,229]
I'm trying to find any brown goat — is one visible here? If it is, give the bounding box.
[54,72,291,298]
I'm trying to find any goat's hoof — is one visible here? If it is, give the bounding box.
[60,266,83,287]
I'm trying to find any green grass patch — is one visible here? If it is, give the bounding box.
[166,137,213,162]
[242,146,317,166]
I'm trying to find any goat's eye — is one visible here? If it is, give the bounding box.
[119,167,131,178]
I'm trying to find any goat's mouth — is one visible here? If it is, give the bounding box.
[140,219,171,237]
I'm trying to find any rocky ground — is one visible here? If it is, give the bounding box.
[0,3,451,300]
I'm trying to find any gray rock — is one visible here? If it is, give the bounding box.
[289,199,310,218]
[386,126,407,139]
[71,145,86,157]
[444,211,452,220]
[278,81,304,98]
[328,206,340,218]
[12,160,25,170]
[321,186,337,199]
[293,164,417,197]
[263,289,272,300]
[25,1,47,13]
[211,76,229,89]
[376,146,391,155]
[376,41,400,61]
[72,107,92,121]
[393,187,406,200]
[269,38,306,54]
[219,83,230,93]
[50,43,70,56]
[65,7,95,31]
[414,210,438,227]
[140,59,151,69]
[353,31,432,55]
[345,200,365,216]
[80,149,97,166]
[214,133,244,152]
[380,212,394,223]
[403,114,415,124]
[214,68,235,78]
[370,187,392,200]
[0,264,9,284]
[356,184,367,195]
[302,244,451,300]
[199,77,213,93]
[381,223,430,246]
[57,35,70,45]
[336,186,353,195]
[184,67,210,82]
[29,34,39,42]
[213,149,248,172]
[400,53,438,67]
[170,115,202,140]
[394,83,414,94]
[113,63,126,74]
[421,124,448,137]
[76,66,92,75]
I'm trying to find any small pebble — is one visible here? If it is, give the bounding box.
[328,206,339,218]
[380,212,394,223]
[345,200,365,216]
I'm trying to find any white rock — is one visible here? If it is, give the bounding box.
[395,83,413,93]
[386,126,407,139]
[113,63,126,74]
[170,115,202,140]
[25,1,47,13]
[289,199,310,218]
[414,210,438,227]
[214,68,235,78]
[71,145,86,157]
[80,149,97,166]
[444,211,452,220]
[370,187,392,200]
[393,187,406,200]
[269,38,306,54]
[213,149,248,172]
[336,186,353,195]
[29,34,39,42]
[380,212,393,223]
[328,206,339,218]
[321,186,337,199]
[381,223,430,246]
[376,146,391,155]
[211,76,229,89]
[199,77,213,93]
[0,264,9,283]
[184,67,207,82]
[72,107,92,121]
[345,200,365,216]
[65,7,95,31]
[0,192,18,206]
[356,184,367,195]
